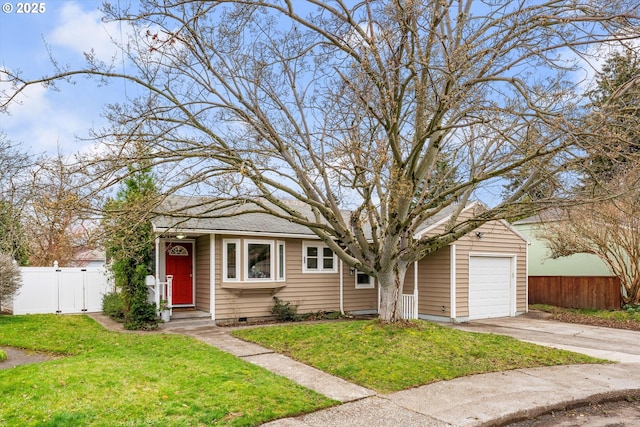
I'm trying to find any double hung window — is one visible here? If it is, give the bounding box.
[302,243,337,273]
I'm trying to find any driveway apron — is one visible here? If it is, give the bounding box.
[448,316,640,363]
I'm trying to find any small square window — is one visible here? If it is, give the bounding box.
[303,243,337,273]
[355,271,375,289]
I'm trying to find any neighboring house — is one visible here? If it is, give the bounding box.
[513,216,613,277]
[151,196,528,323]
[71,248,107,268]
[513,216,620,310]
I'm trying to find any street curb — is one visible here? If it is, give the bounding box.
[491,389,640,427]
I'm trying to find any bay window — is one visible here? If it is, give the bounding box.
[222,238,285,282]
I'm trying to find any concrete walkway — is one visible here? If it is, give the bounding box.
[165,322,375,403]
[89,314,640,426]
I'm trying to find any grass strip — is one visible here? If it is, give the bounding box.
[233,320,605,394]
[0,314,334,427]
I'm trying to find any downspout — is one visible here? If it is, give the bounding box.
[339,259,344,315]
[525,241,530,314]
[450,244,457,321]
[413,260,418,319]
[154,236,161,310]
[210,233,216,321]
[377,275,381,315]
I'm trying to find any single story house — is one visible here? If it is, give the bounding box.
[151,196,529,323]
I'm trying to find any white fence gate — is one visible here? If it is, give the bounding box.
[10,267,113,315]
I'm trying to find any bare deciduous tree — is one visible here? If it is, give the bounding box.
[538,48,640,306]
[26,154,97,267]
[539,170,640,305]
[0,133,32,265]
[2,1,640,321]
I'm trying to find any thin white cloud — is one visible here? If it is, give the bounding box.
[566,38,640,94]
[49,2,124,64]
[1,2,129,155]
[0,79,89,153]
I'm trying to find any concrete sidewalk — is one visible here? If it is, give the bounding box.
[89,314,640,426]
[262,364,640,427]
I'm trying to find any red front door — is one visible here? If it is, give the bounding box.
[165,242,193,305]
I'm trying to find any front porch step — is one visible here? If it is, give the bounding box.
[170,309,211,320]
[162,318,217,330]
[161,309,215,329]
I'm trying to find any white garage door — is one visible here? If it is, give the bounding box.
[469,256,513,320]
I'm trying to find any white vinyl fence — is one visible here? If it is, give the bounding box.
[9,267,114,315]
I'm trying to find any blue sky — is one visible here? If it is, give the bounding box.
[0,1,614,165]
[1,0,128,155]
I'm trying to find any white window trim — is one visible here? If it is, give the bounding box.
[222,239,241,282]
[302,242,338,273]
[244,239,275,282]
[355,271,375,289]
[277,240,286,281]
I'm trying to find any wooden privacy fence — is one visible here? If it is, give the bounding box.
[528,276,621,310]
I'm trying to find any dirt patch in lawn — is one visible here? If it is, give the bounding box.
[542,311,640,332]
[0,346,59,369]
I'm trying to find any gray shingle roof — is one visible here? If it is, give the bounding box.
[152,195,325,236]
[152,195,473,239]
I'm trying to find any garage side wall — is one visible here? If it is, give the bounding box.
[416,245,451,318]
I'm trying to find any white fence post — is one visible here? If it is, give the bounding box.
[166,275,173,315]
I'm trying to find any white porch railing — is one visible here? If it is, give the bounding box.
[402,294,417,320]
[147,275,173,315]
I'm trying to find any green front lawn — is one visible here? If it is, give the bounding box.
[232,320,605,394]
[0,315,334,427]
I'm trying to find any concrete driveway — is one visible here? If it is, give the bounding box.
[449,314,640,363]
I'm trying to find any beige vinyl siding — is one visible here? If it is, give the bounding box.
[401,263,416,294]
[417,204,527,319]
[214,236,364,321]
[195,235,211,312]
[417,245,451,317]
[454,220,528,316]
[342,262,378,313]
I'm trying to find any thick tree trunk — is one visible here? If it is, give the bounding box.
[624,276,640,306]
[377,264,409,323]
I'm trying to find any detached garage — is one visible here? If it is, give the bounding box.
[408,202,528,323]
